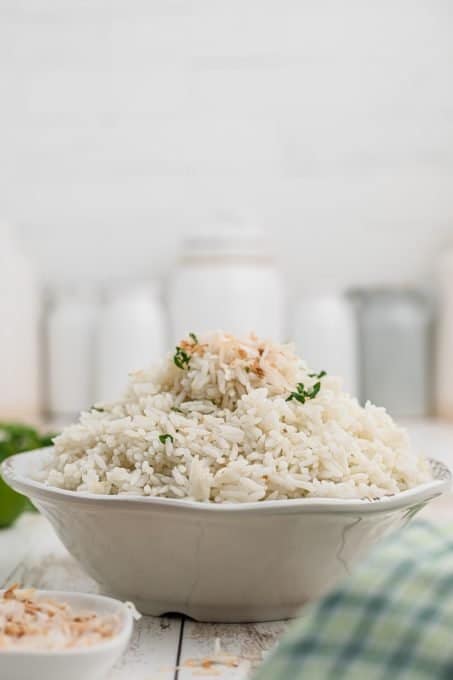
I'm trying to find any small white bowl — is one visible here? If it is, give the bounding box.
[0,590,134,680]
[2,449,451,622]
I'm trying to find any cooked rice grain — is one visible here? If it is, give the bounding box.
[40,331,431,501]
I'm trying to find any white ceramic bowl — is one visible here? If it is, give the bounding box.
[0,589,134,680]
[2,448,451,623]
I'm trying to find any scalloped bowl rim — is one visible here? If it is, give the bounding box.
[1,447,451,516]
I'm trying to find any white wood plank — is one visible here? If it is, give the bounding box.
[177,620,288,680]
[1,515,182,680]
[0,513,42,585]
[110,616,182,680]
[2,514,96,592]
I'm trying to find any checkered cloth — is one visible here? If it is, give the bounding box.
[254,521,453,680]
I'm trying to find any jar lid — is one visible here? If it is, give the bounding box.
[182,227,269,259]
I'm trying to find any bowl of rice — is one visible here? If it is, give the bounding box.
[2,332,450,622]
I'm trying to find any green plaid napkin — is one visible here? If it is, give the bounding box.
[254,521,453,680]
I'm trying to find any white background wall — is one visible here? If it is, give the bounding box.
[1,0,453,291]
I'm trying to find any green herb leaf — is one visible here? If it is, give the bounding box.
[92,406,104,412]
[173,346,191,369]
[286,379,322,404]
[308,370,327,379]
[159,434,174,444]
[39,433,56,448]
[0,423,56,462]
[189,332,198,344]
[308,381,321,399]
[286,391,305,403]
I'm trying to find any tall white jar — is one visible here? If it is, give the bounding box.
[47,286,98,420]
[292,293,358,396]
[168,230,285,343]
[0,224,40,419]
[95,282,166,403]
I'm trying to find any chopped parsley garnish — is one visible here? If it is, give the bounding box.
[189,332,198,344]
[308,370,327,379]
[173,346,191,369]
[92,406,104,412]
[159,434,174,444]
[309,381,321,399]
[171,406,184,414]
[286,380,322,403]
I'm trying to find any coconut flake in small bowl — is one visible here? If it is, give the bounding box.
[0,585,136,680]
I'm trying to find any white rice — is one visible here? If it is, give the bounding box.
[40,331,431,502]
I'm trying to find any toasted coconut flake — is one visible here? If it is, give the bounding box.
[3,584,20,600]
[0,586,121,651]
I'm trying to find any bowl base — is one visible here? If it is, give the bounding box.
[130,596,303,623]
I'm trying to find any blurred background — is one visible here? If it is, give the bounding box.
[1,0,453,432]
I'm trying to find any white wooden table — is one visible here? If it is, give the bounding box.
[1,419,453,679]
[0,514,288,679]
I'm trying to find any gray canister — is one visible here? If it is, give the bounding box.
[354,288,432,417]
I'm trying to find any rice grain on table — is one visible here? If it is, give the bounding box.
[40,331,431,502]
